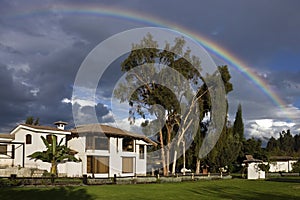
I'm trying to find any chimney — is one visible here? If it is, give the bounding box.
[54,121,68,130]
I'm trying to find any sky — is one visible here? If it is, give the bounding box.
[0,0,300,144]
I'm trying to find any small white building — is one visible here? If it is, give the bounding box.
[243,155,265,180]
[266,156,298,172]
[0,122,155,177]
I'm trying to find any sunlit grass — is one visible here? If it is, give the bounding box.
[1,179,300,200]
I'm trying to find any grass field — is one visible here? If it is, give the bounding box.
[1,179,300,200]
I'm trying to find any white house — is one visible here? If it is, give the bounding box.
[69,124,155,178]
[243,155,265,180]
[0,122,155,177]
[265,156,298,172]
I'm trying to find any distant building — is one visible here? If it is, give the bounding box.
[243,155,265,180]
[265,156,298,172]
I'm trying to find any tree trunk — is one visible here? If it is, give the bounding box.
[159,130,168,176]
[171,150,177,175]
[166,148,170,176]
[195,158,201,175]
[165,124,173,176]
[183,140,186,175]
[51,161,57,176]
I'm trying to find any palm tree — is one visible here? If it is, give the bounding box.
[28,135,80,176]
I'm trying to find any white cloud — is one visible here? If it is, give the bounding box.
[62,96,97,107]
[30,88,40,96]
[7,63,30,73]
[246,118,298,141]
[255,119,273,129]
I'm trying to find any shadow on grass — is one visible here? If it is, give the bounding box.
[267,178,300,183]
[0,186,95,200]
[188,184,300,200]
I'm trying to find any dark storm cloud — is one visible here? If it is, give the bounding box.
[0,64,34,131]
[0,0,299,138]
[113,0,300,70]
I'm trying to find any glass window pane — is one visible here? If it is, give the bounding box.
[0,145,7,154]
[122,157,134,173]
[123,138,134,152]
[139,145,145,159]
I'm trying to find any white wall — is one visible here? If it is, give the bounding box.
[67,136,85,177]
[12,127,70,174]
[68,136,149,178]
[247,162,265,179]
[0,143,14,167]
[135,142,147,175]
[267,160,298,172]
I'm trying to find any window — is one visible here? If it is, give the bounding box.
[139,145,145,159]
[122,157,134,173]
[86,135,93,149]
[46,134,57,144]
[86,134,109,150]
[26,134,32,144]
[0,145,7,155]
[122,138,134,152]
[116,138,119,152]
[95,136,109,150]
[87,156,109,174]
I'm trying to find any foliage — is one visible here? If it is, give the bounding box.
[0,178,21,187]
[114,33,207,175]
[266,130,300,156]
[178,66,234,173]
[28,135,80,175]
[258,163,270,172]
[292,160,300,173]
[25,116,40,125]
[242,138,268,161]
[233,104,244,142]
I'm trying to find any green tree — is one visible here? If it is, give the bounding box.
[25,116,40,125]
[28,135,80,176]
[242,138,268,161]
[114,33,203,175]
[25,116,34,125]
[292,160,300,173]
[266,136,280,155]
[280,130,294,155]
[233,104,244,141]
[34,117,40,126]
[181,65,233,174]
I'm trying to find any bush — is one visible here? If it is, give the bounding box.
[292,160,300,173]
[0,178,21,187]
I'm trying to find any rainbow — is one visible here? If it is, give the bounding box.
[5,4,286,109]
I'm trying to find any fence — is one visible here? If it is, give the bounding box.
[0,173,232,186]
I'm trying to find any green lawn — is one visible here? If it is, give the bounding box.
[1,179,300,200]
